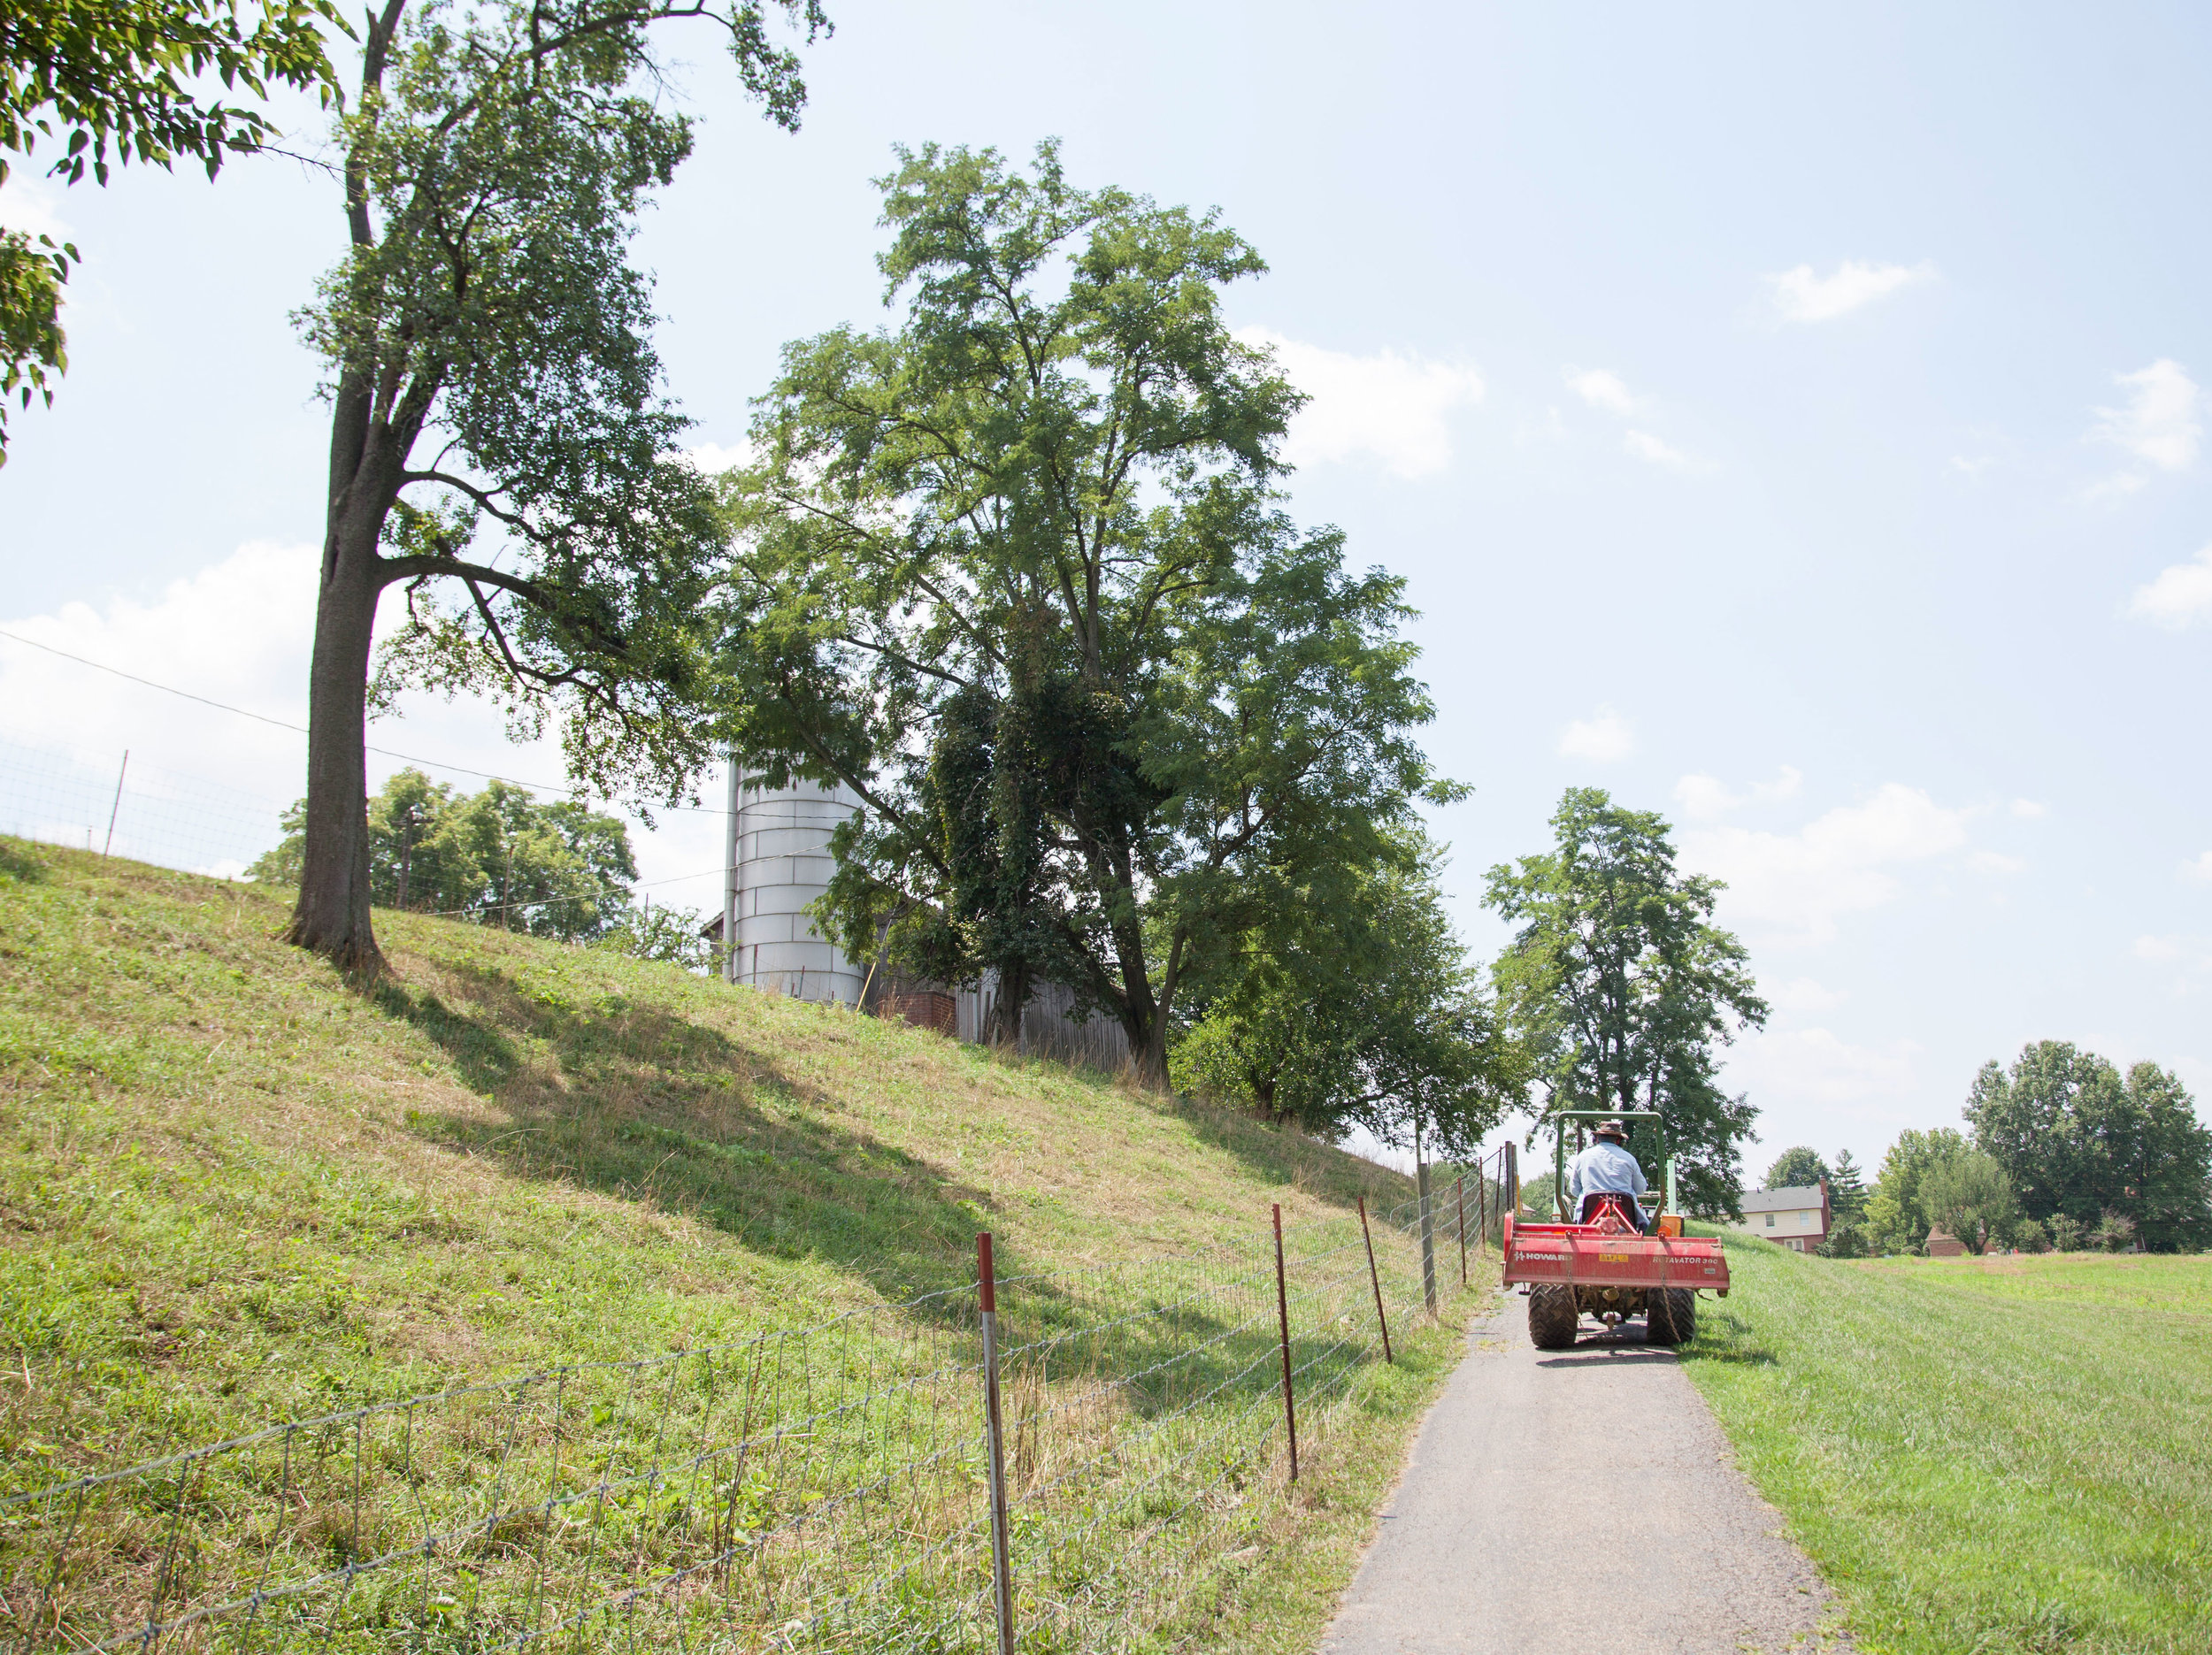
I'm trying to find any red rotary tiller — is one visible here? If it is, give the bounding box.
[1499,1110,1731,1351]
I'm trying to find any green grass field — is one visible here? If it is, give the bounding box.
[0,839,1480,1652]
[1683,1230,2212,1655]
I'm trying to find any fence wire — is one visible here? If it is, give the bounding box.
[0,1177,1508,1655]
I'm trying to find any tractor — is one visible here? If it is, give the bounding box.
[1499,1109,1730,1351]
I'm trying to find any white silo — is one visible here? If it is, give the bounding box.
[722,765,865,1005]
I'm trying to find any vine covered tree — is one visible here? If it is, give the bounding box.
[284,0,829,972]
[719,143,1456,1079]
[1485,787,1768,1217]
[2,0,343,458]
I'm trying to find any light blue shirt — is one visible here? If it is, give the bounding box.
[1567,1139,1648,1204]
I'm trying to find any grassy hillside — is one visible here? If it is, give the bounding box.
[0,839,1476,1651]
[1682,1231,2212,1655]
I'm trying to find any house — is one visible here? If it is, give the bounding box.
[1734,1181,1831,1253]
[1924,1226,1967,1257]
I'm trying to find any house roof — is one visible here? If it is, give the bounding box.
[1741,1184,1826,1214]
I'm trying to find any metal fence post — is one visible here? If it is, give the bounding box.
[1455,1174,1468,1286]
[1271,1204,1298,1482]
[1357,1195,1394,1364]
[1417,1157,1437,1313]
[977,1233,1016,1655]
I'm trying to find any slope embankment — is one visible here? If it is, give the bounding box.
[0,838,1479,1652]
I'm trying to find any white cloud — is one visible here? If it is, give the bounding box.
[2184,850,2212,885]
[1949,455,1997,479]
[1967,849,2028,876]
[1680,783,1973,946]
[2010,798,2047,818]
[2126,545,2212,631]
[1564,367,1640,415]
[1623,429,1706,472]
[2093,359,2200,475]
[0,179,71,241]
[1766,977,1847,1014]
[1558,705,1633,762]
[1672,766,1802,821]
[1729,1025,1922,1107]
[1767,260,1934,324]
[2136,934,2183,962]
[0,545,727,894]
[683,440,757,474]
[1235,326,1483,479]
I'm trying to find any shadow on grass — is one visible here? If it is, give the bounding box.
[1677,1309,1780,1366]
[0,839,50,884]
[368,964,1002,1306]
[1162,1092,1409,1216]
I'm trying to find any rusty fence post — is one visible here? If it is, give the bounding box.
[1357,1195,1394,1364]
[1271,1204,1298,1481]
[977,1234,1016,1655]
[1455,1174,1468,1286]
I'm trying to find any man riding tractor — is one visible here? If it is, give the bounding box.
[1566,1119,1647,1232]
[1501,1110,1730,1348]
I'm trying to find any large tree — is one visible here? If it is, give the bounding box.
[1172,833,1525,1157]
[1863,1126,1968,1253]
[284,0,828,972]
[2,0,342,459]
[718,143,1455,1079]
[1763,1145,1830,1191]
[1967,1041,2212,1252]
[1485,787,1768,1217]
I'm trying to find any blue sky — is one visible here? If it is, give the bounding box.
[4,1,2208,1179]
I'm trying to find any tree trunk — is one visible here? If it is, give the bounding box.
[989,960,1032,1049]
[286,402,399,971]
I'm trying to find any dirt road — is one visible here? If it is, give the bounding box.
[1319,1298,1843,1654]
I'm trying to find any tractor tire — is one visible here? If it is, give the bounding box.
[1527,1284,1579,1350]
[1645,1288,1695,1346]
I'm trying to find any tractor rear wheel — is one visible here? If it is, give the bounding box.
[1645,1288,1695,1346]
[1527,1285,1579,1350]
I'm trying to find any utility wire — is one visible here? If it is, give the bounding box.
[0,627,721,814]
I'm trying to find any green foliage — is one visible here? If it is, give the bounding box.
[0,0,343,457]
[1828,1146,1868,1217]
[1485,787,1768,1218]
[1763,1145,1829,1190]
[320,0,827,801]
[1918,1150,2015,1254]
[252,769,636,941]
[721,143,1455,1075]
[1171,834,1523,1158]
[1964,1039,2212,1253]
[1863,1126,1968,1254]
[593,901,714,971]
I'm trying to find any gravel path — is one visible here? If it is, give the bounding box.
[1319,1298,1844,1654]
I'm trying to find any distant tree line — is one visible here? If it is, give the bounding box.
[250,770,707,967]
[1766,1041,2212,1258]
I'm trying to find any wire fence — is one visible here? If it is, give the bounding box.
[0,742,291,880]
[0,1159,1515,1655]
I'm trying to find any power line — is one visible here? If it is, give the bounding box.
[0,627,720,814]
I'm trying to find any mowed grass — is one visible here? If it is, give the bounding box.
[0,838,1468,1650]
[1681,1230,2212,1655]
